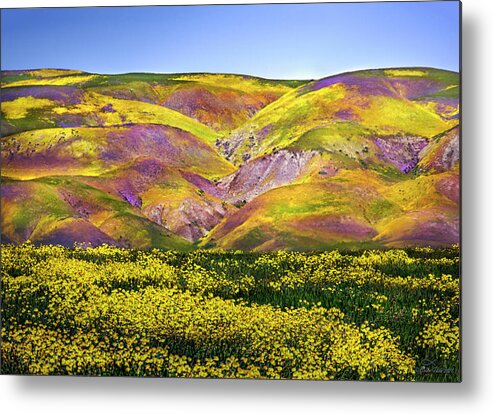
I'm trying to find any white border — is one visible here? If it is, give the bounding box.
[2,1,493,414]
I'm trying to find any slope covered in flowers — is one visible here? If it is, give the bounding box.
[1,67,459,249]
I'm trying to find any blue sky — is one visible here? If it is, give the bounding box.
[1,1,460,79]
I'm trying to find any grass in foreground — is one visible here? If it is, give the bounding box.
[1,243,460,381]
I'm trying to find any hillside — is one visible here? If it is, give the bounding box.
[216,68,459,165]
[1,67,460,250]
[1,70,304,136]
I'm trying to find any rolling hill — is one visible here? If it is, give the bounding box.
[1,67,460,250]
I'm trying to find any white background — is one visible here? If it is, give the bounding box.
[1,0,491,413]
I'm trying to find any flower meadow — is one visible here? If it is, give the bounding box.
[1,243,460,381]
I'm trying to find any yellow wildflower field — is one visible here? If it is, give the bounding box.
[1,243,460,381]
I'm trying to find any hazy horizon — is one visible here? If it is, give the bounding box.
[1,65,460,82]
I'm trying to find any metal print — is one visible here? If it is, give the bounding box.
[0,1,461,381]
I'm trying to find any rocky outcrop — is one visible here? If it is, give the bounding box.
[216,149,317,205]
[417,126,459,173]
[373,135,429,174]
[144,196,228,242]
